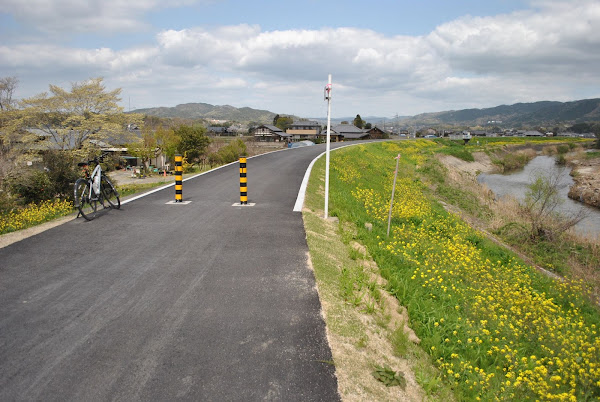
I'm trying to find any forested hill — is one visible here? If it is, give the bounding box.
[402,98,600,126]
[131,98,600,127]
[130,102,276,124]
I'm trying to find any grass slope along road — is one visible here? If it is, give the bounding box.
[0,144,349,401]
[303,139,599,401]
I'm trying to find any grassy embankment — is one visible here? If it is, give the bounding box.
[430,137,600,294]
[304,139,599,401]
[437,136,589,172]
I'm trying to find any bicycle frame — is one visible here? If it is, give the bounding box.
[90,163,102,198]
[75,153,121,220]
[80,158,103,201]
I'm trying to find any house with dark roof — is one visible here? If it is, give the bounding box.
[286,120,322,142]
[253,125,289,142]
[330,124,369,141]
[364,126,388,139]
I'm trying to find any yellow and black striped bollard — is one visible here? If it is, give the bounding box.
[175,154,183,202]
[239,157,247,205]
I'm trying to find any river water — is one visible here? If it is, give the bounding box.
[477,155,600,239]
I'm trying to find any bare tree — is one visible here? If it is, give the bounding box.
[522,168,588,240]
[0,76,18,111]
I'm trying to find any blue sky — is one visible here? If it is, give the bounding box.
[1,0,599,119]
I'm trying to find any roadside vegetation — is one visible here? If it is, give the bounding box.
[0,77,261,235]
[0,199,73,235]
[304,139,599,401]
[426,141,600,294]
[303,164,452,400]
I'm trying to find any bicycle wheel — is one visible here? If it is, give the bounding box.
[100,175,120,209]
[74,178,98,220]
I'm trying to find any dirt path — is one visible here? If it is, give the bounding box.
[437,151,495,175]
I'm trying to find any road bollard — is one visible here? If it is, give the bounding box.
[239,157,247,205]
[175,154,183,202]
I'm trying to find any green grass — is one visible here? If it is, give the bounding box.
[303,152,454,400]
[390,327,410,357]
[435,139,475,162]
[435,183,493,220]
[586,151,600,159]
[306,140,600,400]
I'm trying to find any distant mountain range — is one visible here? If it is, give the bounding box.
[131,98,600,127]
[401,98,600,127]
[130,103,277,124]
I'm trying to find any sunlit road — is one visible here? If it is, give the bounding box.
[0,144,347,401]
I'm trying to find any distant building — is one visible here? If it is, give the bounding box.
[207,126,234,136]
[364,126,388,139]
[253,125,289,142]
[286,121,322,142]
[330,124,369,141]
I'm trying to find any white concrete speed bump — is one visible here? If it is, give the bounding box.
[166,200,192,205]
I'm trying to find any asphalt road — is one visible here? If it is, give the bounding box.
[0,144,346,401]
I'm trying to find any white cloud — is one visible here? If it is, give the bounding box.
[427,0,600,75]
[0,0,205,33]
[1,0,600,116]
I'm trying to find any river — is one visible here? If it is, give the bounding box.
[477,155,600,239]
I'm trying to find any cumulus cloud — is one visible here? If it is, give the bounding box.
[1,0,599,115]
[0,0,205,33]
[427,0,600,74]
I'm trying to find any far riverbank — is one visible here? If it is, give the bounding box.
[439,143,600,211]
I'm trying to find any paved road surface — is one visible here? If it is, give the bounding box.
[0,144,344,401]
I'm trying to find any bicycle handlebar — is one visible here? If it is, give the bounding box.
[78,152,110,167]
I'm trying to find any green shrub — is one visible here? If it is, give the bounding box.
[217,139,247,163]
[0,190,16,214]
[585,151,600,159]
[42,150,80,200]
[492,152,534,172]
[6,170,55,205]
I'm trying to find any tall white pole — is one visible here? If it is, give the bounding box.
[324,74,332,219]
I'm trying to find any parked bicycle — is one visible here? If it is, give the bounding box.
[74,153,120,220]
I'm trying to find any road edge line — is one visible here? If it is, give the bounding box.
[293,143,361,212]
[122,147,291,205]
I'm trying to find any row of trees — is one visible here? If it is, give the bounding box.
[272,114,293,131]
[341,114,372,129]
[128,124,247,172]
